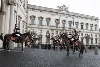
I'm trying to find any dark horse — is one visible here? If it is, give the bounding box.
[3,32,31,51]
[59,33,85,57]
[50,36,60,50]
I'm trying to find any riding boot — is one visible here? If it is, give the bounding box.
[17,36,20,42]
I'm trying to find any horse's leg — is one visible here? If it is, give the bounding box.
[6,40,10,50]
[73,46,75,53]
[21,42,24,51]
[3,35,7,49]
[78,45,84,57]
[54,44,55,50]
[7,42,9,50]
[66,45,69,56]
[81,45,84,55]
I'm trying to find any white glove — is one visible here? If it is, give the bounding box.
[16,34,20,36]
[71,38,74,41]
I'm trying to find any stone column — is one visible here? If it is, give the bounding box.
[9,5,14,49]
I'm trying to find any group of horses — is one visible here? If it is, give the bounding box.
[51,32,85,57]
[2,31,85,57]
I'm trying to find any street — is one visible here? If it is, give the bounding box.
[0,48,100,67]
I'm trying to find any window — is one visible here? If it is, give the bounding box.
[62,23,65,28]
[38,17,43,26]
[56,22,58,28]
[75,22,79,29]
[39,20,42,25]
[95,34,97,37]
[30,16,35,24]
[90,24,93,30]
[81,25,83,29]
[95,26,97,31]
[55,19,59,28]
[32,8,35,11]
[47,21,49,26]
[46,18,50,26]
[76,24,78,29]
[69,23,71,29]
[95,38,97,44]
[90,26,93,30]
[31,19,34,24]
[86,24,88,30]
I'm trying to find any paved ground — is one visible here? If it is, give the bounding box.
[0,48,100,67]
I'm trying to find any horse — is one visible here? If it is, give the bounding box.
[25,37,38,48]
[59,32,85,57]
[3,32,32,51]
[50,36,60,50]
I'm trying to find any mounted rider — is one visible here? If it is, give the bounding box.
[71,27,79,42]
[12,24,21,42]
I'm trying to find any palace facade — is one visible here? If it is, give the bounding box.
[27,4,99,45]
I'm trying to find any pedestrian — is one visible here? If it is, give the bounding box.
[0,33,3,41]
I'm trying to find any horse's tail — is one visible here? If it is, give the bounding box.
[80,43,85,54]
[3,35,7,49]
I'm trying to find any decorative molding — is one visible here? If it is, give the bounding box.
[85,23,88,25]
[18,15,22,19]
[68,21,72,24]
[90,24,93,26]
[75,22,79,24]
[30,15,36,19]
[46,17,51,21]
[62,20,66,23]
[7,0,16,6]
[38,16,43,20]
[1,11,6,15]
[55,19,59,22]
[14,10,17,13]
[80,22,84,25]
[94,24,97,26]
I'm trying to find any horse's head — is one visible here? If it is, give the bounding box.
[24,32,32,39]
[60,33,68,39]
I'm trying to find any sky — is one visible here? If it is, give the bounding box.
[28,0,100,27]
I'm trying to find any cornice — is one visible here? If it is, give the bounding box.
[28,4,99,20]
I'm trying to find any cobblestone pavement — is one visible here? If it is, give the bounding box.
[0,48,100,67]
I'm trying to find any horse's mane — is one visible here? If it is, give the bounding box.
[21,32,30,35]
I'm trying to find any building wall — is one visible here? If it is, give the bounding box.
[27,4,99,45]
[0,0,28,48]
[0,0,28,35]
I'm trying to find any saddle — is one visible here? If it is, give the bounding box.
[11,33,21,42]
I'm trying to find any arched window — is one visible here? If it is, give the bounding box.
[30,15,35,24]
[46,18,51,26]
[62,20,66,28]
[85,23,88,30]
[38,17,43,25]
[68,21,72,29]
[75,22,79,29]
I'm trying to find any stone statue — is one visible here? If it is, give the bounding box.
[57,5,69,11]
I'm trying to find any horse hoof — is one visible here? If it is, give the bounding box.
[79,54,81,57]
[8,50,10,52]
[81,55,83,57]
[66,54,69,56]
